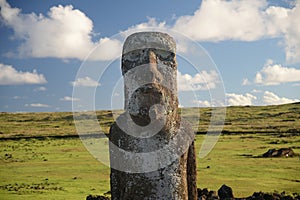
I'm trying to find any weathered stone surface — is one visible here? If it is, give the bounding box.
[262,148,295,158]
[86,187,300,200]
[86,194,110,200]
[198,188,219,200]
[218,184,234,200]
[109,32,197,199]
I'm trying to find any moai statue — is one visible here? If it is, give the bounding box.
[109,32,197,200]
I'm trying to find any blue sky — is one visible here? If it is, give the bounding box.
[0,0,300,112]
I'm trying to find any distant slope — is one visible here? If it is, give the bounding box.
[0,103,299,139]
[194,102,300,135]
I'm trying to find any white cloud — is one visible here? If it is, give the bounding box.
[71,76,100,87]
[188,91,299,107]
[60,96,80,101]
[282,2,300,63]
[226,91,299,106]
[192,100,211,107]
[125,0,299,64]
[113,92,120,97]
[0,1,121,60]
[0,63,47,85]
[2,0,299,63]
[121,17,167,38]
[263,91,299,105]
[173,0,272,42]
[171,0,300,63]
[242,78,251,86]
[226,93,257,106]
[251,89,262,93]
[254,61,300,85]
[34,86,47,92]
[89,37,122,61]
[25,103,50,108]
[177,70,219,91]
[13,96,24,100]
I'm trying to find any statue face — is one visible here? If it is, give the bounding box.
[121,32,179,126]
[123,48,178,124]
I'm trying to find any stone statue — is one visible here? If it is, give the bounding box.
[109,32,197,200]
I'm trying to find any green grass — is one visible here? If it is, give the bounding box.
[0,103,299,199]
[0,135,299,199]
[196,134,300,197]
[0,103,299,139]
[0,138,110,199]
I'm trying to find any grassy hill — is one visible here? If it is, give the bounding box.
[0,103,299,199]
[0,102,299,139]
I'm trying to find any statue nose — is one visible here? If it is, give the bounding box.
[148,50,157,64]
[147,50,162,83]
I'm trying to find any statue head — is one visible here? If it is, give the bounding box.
[121,32,179,127]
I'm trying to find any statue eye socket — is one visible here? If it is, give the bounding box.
[129,51,139,60]
[154,50,174,61]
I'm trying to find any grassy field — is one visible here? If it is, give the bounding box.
[0,103,299,199]
[1,103,299,139]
